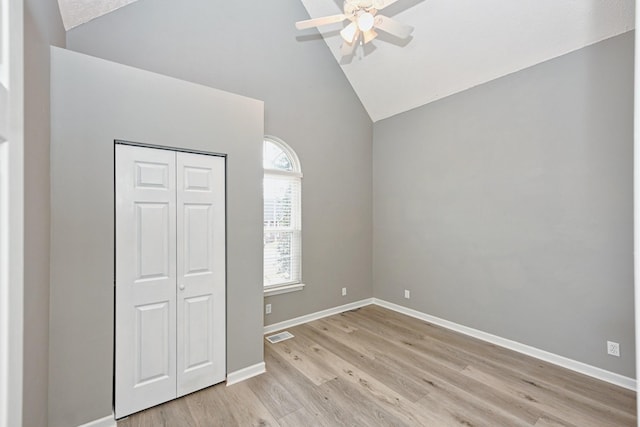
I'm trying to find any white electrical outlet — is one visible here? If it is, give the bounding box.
[342,287,347,296]
[265,304,272,315]
[607,341,620,357]
[404,289,410,299]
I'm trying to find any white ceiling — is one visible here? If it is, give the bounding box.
[57,0,139,30]
[58,0,635,122]
[300,0,635,121]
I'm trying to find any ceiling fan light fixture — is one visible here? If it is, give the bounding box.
[294,0,416,57]
[340,21,358,43]
[363,29,378,44]
[357,12,375,32]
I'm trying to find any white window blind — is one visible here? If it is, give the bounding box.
[264,173,301,287]
[263,137,302,290]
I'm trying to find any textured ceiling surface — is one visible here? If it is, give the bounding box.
[299,0,635,121]
[57,0,140,30]
[58,0,634,121]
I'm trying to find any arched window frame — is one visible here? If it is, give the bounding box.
[263,136,304,296]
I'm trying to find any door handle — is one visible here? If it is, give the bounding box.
[179,283,185,290]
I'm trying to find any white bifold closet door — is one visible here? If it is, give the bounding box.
[115,144,225,419]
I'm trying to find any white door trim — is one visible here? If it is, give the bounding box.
[0,1,23,426]
[76,414,116,427]
[633,4,640,423]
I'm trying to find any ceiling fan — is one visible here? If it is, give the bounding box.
[295,0,415,56]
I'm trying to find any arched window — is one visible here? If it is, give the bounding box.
[263,136,302,292]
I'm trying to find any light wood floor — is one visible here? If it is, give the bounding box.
[119,305,637,426]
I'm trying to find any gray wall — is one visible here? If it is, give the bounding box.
[66,0,374,326]
[23,1,65,426]
[373,32,635,377]
[49,48,264,426]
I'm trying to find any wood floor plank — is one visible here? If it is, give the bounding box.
[321,314,360,333]
[123,395,199,427]
[325,311,546,424]
[267,334,338,386]
[342,309,472,371]
[261,349,360,426]
[461,364,634,427]
[307,318,376,360]
[183,383,241,427]
[360,305,556,370]
[343,308,626,425]
[354,305,637,416]
[534,413,580,427]
[276,407,322,427]
[354,305,635,413]
[282,329,453,425]
[245,367,301,420]
[220,382,280,427]
[319,377,415,426]
[298,321,431,402]
[416,387,532,427]
[118,305,636,427]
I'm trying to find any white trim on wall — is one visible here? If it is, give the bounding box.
[0,0,9,88]
[263,282,305,297]
[0,1,22,426]
[263,299,636,391]
[0,135,8,427]
[263,298,374,334]
[226,362,266,386]
[77,414,116,427]
[633,2,640,420]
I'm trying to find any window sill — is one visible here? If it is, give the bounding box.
[264,283,305,297]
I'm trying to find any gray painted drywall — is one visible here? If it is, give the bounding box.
[373,32,635,377]
[23,1,65,426]
[66,0,373,329]
[49,47,264,427]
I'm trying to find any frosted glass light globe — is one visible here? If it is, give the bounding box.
[357,12,375,32]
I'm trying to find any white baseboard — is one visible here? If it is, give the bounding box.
[373,298,637,391]
[77,414,116,427]
[226,361,266,386]
[263,298,374,335]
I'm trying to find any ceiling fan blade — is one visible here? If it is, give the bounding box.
[374,15,414,39]
[372,0,401,10]
[363,29,378,44]
[295,14,347,30]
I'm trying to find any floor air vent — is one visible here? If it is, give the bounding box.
[266,331,294,344]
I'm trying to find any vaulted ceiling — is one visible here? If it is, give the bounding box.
[57,0,138,30]
[58,0,635,122]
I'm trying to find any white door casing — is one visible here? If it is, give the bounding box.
[115,144,226,418]
[176,152,226,397]
[1,1,24,425]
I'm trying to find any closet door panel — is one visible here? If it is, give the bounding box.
[176,152,226,397]
[115,145,177,418]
